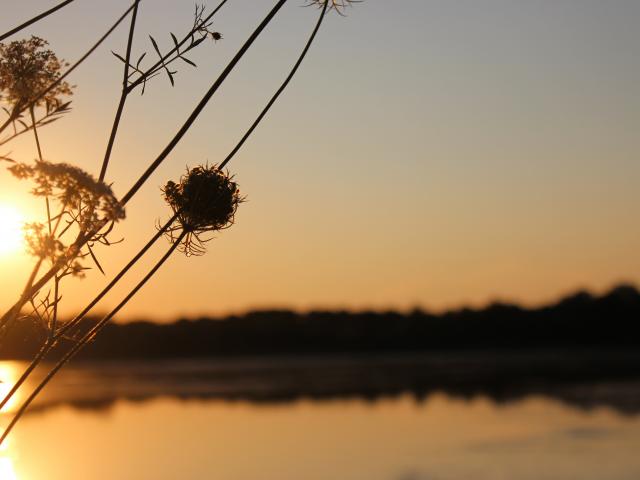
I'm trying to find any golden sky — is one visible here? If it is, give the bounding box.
[0,0,638,321]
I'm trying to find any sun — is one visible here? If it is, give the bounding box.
[0,205,25,255]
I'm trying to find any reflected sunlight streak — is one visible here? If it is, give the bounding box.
[0,363,21,414]
[0,428,17,480]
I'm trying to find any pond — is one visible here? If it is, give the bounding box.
[0,356,639,480]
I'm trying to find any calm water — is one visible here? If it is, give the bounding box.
[0,357,639,480]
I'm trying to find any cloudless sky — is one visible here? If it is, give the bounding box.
[0,0,638,321]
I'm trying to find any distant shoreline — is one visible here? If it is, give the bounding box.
[3,284,640,360]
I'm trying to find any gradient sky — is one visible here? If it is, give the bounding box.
[0,0,638,320]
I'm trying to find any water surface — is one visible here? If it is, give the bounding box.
[0,356,638,480]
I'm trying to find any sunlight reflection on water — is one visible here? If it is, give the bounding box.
[0,362,21,414]
[0,358,639,480]
[0,438,17,480]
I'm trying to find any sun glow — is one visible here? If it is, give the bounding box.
[0,205,24,256]
[0,457,17,480]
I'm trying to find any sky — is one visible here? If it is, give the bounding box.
[0,0,638,321]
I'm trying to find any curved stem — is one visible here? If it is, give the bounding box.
[0,0,294,337]
[220,0,328,169]
[0,1,136,137]
[29,107,43,161]
[125,0,230,94]
[0,230,187,445]
[120,0,289,206]
[0,0,287,328]
[0,213,179,411]
[99,0,141,182]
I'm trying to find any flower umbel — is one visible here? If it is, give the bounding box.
[163,164,243,256]
[8,159,125,275]
[0,36,73,110]
[8,160,125,230]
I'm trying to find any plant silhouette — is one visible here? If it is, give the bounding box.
[0,0,352,443]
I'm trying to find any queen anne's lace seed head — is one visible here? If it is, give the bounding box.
[162,164,243,256]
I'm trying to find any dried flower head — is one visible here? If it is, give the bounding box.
[162,164,243,256]
[0,36,73,110]
[8,160,125,230]
[304,0,361,15]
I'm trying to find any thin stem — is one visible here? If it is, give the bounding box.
[0,230,187,445]
[29,106,54,239]
[0,1,137,137]
[54,213,178,340]
[29,107,44,161]
[23,259,43,298]
[0,236,79,331]
[0,4,139,332]
[0,0,77,42]
[121,0,288,206]
[1,0,288,333]
[0,259,41,345]
[0,213,179,411]
[0,113,14,137]
[0,342,50,412]
[125,0,230,94]
[0,107,63,147]
[99,0,141,182]
[50,276,60,337]
[220,0,328,169]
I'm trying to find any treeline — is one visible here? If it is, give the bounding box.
[3,284,640,360]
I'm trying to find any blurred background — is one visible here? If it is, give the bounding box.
[0,1,639,479]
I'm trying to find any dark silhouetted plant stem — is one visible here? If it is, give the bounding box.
[1,0,287,335]
[29,106,55,239]
[0,5,139,331]
[29,107,44,161]
[0,0,77,42]
[120,0,288,206]
[0,2,136,137]
[221,0,328,169]
[0,213,179,412]
[0,111,17,137]
[99,0,141,182]
[0,229,187,445]
[125,0,230,94]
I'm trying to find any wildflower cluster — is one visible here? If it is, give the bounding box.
[9,160,125,229]
[162,164,243,255]
[0,0,344,444]
[7,160,124,275]
[0,36,72,110]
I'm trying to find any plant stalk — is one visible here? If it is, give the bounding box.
[120,0,289,206]
[125,0,230,94]
[0,213,178,411]
[0,0,77,42]
[220,0,328,169]
[0,229,187,445]
[99,0,141,182]
[0,1,137,137]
